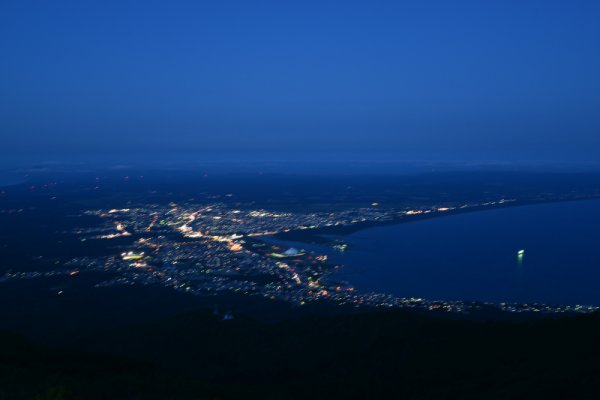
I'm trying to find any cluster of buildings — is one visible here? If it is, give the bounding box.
[2,199,598,316]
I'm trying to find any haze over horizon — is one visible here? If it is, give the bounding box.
[2,0,600,163]
[3,4,600,397]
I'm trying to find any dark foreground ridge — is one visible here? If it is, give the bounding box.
[3,309,600,399]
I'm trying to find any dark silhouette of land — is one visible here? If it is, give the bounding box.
[3,308,600,399]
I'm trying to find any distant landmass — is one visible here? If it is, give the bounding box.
[1,168,600,399]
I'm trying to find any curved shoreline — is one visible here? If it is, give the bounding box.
[273,195,600,244]
[270,195,600,312]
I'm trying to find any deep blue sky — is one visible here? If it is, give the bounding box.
[1,0,599,163]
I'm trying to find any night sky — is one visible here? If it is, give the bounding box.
[1,0,599,163]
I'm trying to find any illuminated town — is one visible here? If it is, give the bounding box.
[2,199,597,315]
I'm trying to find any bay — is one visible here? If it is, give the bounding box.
[274,200,600,306]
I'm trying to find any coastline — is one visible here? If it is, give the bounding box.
[268,196,600,312]
[273,195,600,244]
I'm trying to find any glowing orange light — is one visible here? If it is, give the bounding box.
[230,243,243,251]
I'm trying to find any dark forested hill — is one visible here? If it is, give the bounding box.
[3,309,600,399]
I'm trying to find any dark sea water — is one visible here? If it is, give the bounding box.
[279,200,600,306]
